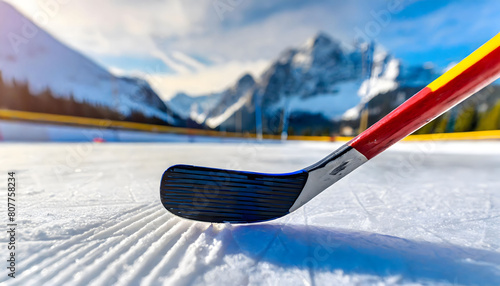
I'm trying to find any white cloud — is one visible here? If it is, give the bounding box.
[4,0,209,56]
[152,51,192,74]
[170,51,206,71]
[4,0,382,60]
[15,0,482,98]
[151,1,381,62]
[143,59,270,100]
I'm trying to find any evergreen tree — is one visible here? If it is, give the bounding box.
[0,71,171,126]
[454,105,477,132]
[433,113,450,133]
[476,100,500,130]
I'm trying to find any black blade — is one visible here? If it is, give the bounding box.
[160,165,308,223]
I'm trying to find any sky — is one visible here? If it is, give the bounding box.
[4,0,500,100]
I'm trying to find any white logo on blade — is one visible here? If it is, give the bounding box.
[289,148,368,212]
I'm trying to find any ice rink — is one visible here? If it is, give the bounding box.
[0,140,499,285]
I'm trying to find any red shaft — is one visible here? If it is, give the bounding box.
[349,44,500,160]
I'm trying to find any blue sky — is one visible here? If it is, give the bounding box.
[6,0,500,99]
[381,0,499,67]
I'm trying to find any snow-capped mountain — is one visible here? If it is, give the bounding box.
[0,1,179,125]
[253,33,364,121]
[174,32,427,134]
[176,32,449,135]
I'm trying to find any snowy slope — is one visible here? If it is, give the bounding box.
[0,1,178,124]
[276,81,361,120]
[357,47,400,103]
[1,141,499,285]
[204,74,255,128]
[169,92,222,123]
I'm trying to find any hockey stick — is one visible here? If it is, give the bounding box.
[160,33,500,223]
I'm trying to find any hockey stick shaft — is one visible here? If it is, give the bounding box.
[349,33,500,159]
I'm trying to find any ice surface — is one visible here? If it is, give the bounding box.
[0,140,499,285]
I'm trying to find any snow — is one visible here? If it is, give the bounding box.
[342,54,400,121]
[358,58,400,103]
[168,93,222,123]
[1,139,499,285]
[292,32,343,70]
[274,81,362,120]
[342,105,362,121]
[205,91,252,129]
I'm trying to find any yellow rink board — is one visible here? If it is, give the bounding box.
[331,130,500,142]
[0,109,499,142]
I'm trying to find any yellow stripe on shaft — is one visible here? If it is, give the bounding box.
[427,33,500,92]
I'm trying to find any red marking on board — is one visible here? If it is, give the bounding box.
[93,137,105,143]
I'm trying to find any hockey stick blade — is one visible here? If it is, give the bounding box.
[161,165,307,223]
[160,33,500,223]
[160,145,366,223]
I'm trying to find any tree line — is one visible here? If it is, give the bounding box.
[0,71,168,126]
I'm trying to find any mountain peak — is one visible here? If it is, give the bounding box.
[305,32,338,50]
[236,73,255,87]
